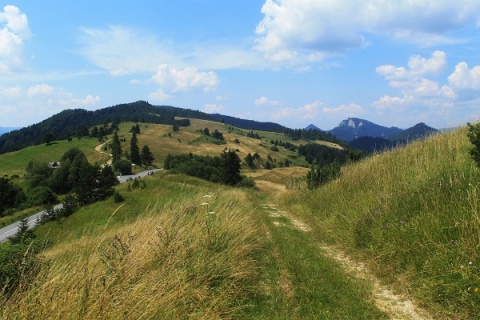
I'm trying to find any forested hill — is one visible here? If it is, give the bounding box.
[0,101,204,154]
[210,113,287,132]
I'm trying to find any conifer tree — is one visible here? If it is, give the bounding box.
[141,145,155,166]
[130,131,141,165]
[111,131,122,163]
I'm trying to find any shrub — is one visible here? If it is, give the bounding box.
[113,192,125,203]
[467,122,480,166]
[27,186,57,207]
[114,159,133,175]
[306,162,341,190]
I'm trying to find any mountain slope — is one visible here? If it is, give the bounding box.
[390,122,439,142]
[328,118,403,141]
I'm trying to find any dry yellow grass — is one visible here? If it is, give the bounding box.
[246,167,309,192]
[1,189,261,319]
[116,119,319,167]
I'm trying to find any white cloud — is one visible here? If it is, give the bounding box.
[152,64,218,92]
[376,51,446,81]
[255,96,280,106]
[255,1,480,62]
[149,64,218,101]
[27,84,55,96]
[374,51,455,110]
[148,89,170,101]
[80,26,265,74]
[448,62,480,90]
[0,84,100,126]
[0,5,30,73]
[80,26,174,75]
[273,100,321,120]
[203,104,224,113]
[322,103,366,116]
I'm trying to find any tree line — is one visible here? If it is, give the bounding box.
[164,150,255,188]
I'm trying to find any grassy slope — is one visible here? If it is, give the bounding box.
[7,119,477,318]
[0,119,326,176]
[125,119,314,167]
[0,119,318,226]
[278,127,480,318]
[1,171,387,319]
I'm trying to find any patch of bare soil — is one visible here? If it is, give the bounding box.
[95,141,112,167]
[320,245,433,320]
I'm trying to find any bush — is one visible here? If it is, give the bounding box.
[0,241,42,295]
[113,192,125,203]
[27,186,57,207]
[236,176,256,189]
[467,122,480,166]
[114,159,133,175]
[306,162,341,190]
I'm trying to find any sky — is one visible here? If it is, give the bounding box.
[1,1,480,130]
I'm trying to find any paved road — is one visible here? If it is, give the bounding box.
[0,168,163,244]
[117,168,162,183]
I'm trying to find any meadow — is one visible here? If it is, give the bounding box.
[1,119,478,318]
[277,126,480,318]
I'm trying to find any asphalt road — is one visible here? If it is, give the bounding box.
[0,168,162,244]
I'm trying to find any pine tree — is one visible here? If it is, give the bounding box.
[130,131,141,165]
[221,150,242,185]
[141,145,155,166]
[244,153,254,169]
[111,131,122,163]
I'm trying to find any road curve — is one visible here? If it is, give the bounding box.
[0,168,163,244]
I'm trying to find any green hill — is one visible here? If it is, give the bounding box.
[278,126,480,318]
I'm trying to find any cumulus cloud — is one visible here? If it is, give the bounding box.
[149,64,218,101]
[255,96,280,106]
[0,5,31,73]
[377,51,446,81]
[273,100,321,120]
[152,64,218,92]
[255,0,480,62]
[0,84,100,126]
[374,51,455,110]
[448,62,480,90]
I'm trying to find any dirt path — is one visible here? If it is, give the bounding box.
[95,140,112,167]
[262,201,433,320]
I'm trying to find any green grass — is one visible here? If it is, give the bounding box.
[278,127,480,318]
[0,137,103,176]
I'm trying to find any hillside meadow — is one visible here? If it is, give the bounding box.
[2,118,479,318]
[277,126,480,318]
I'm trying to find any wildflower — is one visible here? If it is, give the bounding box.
[201,202,209,206]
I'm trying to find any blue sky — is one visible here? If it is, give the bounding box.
[1,1,480,130]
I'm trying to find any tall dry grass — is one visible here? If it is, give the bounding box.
[279,127,480,318]
[0,190,261,319]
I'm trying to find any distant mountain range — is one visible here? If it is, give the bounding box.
[306,118,439,153]
[327,118,403,142]
[0,101,440,156]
